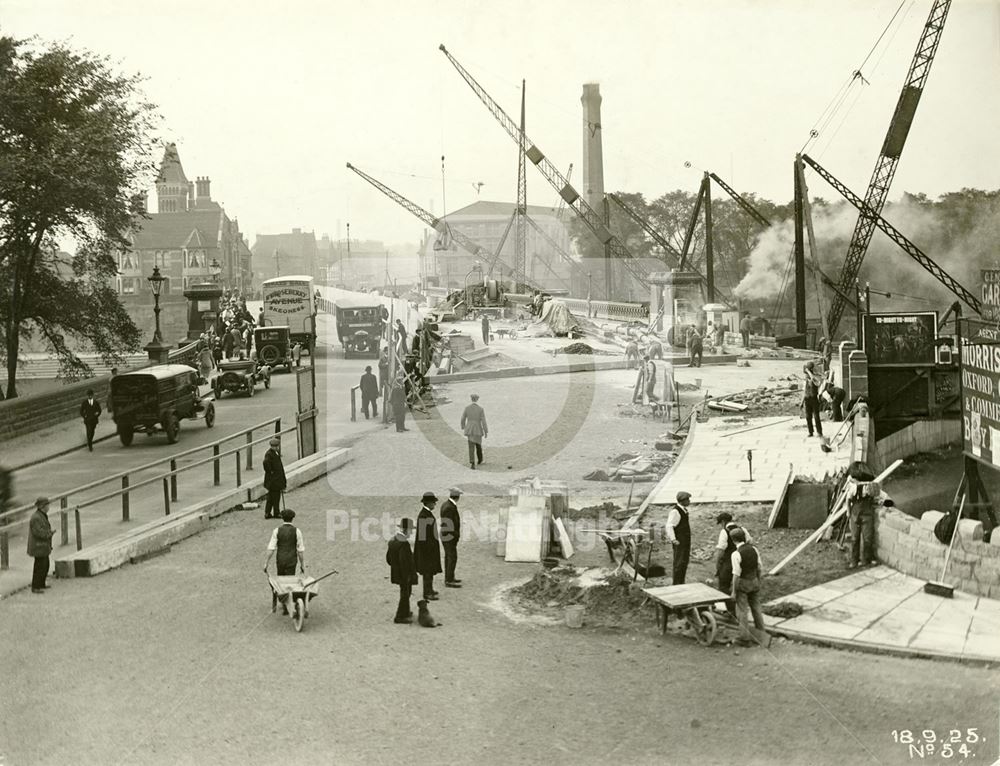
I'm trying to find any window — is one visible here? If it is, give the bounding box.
[120,252,135,270]
[161,277,170,295]
[188,250,200,268]
[121,278,136,294]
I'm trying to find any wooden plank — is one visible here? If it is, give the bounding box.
[643,582,729,607]
[707,400,749,412]
[767,463,795,529]
[504,495,549,563]
[552,517,574,559]
[768,459,902,575]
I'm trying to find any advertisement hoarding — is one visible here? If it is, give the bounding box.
[862,312,937,366]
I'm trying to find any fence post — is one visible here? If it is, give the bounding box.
[236,451,242,488]
[60,497,69,547]
[170,459,178,501]
[246,431,254,470]
[213,444,221,486]
[0,529,8,570]
[162,478,171,515]
[121,475,130,522]
[75,508,83,551]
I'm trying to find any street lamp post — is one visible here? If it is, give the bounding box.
[144,265,172,364]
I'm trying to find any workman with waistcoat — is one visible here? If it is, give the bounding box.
[664,490,692,585]
[730,527,768,646]
[264,509,305,615]
[714,512,752,615]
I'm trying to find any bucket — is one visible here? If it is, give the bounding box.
[565,604,585,629]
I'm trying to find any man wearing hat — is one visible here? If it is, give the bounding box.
[359,365,379,420]
[262,438,286,520]
[27,497,56,593]
[460,394,488,469]
[264,509,305,615]
[386,518,418,624]
[440,487,463,588]
[714,512,752,613]
[664,491,692,585]
[79,388,102,451]
[413,492,442,600]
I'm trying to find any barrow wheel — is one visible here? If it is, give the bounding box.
[205,402,215,428]
[688,609,718,646]
[163,412,180,444]
[293,597,306,632]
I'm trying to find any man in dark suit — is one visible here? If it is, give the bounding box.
[27,497,55,593]
[359,365,379,419]
[80,389,102,451]
[440,487,462,588]
[262,437,286,520]
[386,517,417,624]
[413,491,442,600]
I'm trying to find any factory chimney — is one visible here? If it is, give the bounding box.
[581,84,605,214]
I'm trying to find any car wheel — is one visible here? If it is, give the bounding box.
[260,344,280,366]
[117,422,134,446]
[205,402,215,428]
[163,412,180,444]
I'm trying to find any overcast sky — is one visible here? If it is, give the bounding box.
[5,0,1000,248]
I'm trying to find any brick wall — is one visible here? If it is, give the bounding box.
[876,419,962,465]
[876,506,1000,599]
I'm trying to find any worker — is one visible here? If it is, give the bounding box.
[688,326,703,368]
[739,312,752,349]
[802,361,824,438]
[624,339,640,369]
[820,375,846,422]
[714,322,725,352]
[729,527,768,647]
[643,355,658,403]
[481,313,491,346]
[846,461,879,569]
[664,491,692,585]
[646,336,663,360]
[714,512,752,616]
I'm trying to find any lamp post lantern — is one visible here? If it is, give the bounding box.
[144,265,172,364]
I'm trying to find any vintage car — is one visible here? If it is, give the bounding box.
[254,325,295,372]
[334,299,384,359]
[213,359,270,399]
[110,364,215,445]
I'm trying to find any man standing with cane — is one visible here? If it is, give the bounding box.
[440,487,463,588]
[27,497,56,593]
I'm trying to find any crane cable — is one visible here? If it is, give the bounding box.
[800,0,913,155]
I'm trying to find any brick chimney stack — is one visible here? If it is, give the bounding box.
[581,83,605,215]
[196,176,211,202]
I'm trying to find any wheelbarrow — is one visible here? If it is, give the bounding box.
[267,569,338,632]
[643,582,732,646]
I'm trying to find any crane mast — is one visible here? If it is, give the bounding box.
[826,0,952,336]
[439,44,647,297]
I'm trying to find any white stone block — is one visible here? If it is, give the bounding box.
[920,510,945,530]
[958,518,984,542]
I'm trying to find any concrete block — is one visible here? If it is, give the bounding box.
[919,511,945,530]
[958,519,984,542]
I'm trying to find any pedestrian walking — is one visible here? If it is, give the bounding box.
[729,528,768,646]
[846,461,879,568]
[390,379,408,432]
[395,319,408,354]
[643,355,658,403]
[481,313,491,346]
[262,437,286,520]
[714,322,725,352]
[802,361,824,438]
[386,518,417,624]
[664,491,692,585]
[198,343,214,381]
[440,487,463,588]
[689,327,703,367]
[378,346,389,390]
[257,307,265,327]
[739,312,752,349]
[79,389,102,451]
[413,492,442,600]
[460,393,488,469]
[27,497,55,593]
[359,366,379,419]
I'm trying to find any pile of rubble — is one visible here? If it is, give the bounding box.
[583,448,676,482]
[553,342,616,355]
[707,382,803,418]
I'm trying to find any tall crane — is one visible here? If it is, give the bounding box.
[802,154,980,314]
[826,0,952,336]
[345,162,542,292]
[606,193,683,266]
[554,164,573,221]
[440,44,648,297]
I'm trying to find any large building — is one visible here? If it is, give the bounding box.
[419,200,579,293]
[252,228,319,283]
[116,144,252,342]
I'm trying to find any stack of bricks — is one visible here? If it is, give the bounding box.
[876,506,1000,599]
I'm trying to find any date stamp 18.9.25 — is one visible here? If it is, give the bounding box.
[889,727,994,762]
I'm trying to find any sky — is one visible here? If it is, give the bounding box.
[4,0,1000,250]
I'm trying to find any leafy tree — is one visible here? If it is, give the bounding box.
[0,35,157,398]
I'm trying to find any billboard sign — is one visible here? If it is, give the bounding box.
[961,334,1000,466]
[863,312,937,366]
[981,269,1000,322]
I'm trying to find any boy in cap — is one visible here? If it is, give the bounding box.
[262,437,286,519]
[440,487,463,587]
[264,509,305,615]
[413,492,442,600]
[386,518,417,624]
[664,491,692,585]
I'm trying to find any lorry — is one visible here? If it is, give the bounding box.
[261,275,316,354]
[333,297,385,358]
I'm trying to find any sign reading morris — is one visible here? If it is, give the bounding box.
[962,271,1000,464]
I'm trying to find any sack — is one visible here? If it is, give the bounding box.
[934,512,957,545]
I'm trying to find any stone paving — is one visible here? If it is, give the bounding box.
[647,415,850,505]
[765,565,1000,663]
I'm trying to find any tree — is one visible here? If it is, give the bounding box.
[0,35,157,399]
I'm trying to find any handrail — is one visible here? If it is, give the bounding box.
[0,415,283,524]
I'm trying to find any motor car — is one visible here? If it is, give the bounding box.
[254,326,295,371]
[110,364,215,445]
[213,359,270,398]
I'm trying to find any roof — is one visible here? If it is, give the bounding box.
[444,200,571,219]
[262,275,314,284]
[131,209,225,251]
[333,296,382,309]
[116,364,197,380]
[157,144,189,186]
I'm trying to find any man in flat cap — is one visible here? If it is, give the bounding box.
[413,492,442,600]
[263,437,286,520]
[387,518,418,624]
[440,487,463,588]
[461,394,488,470]
[27,497,56,593]
[664,491,692,585]
[714,512,752,615]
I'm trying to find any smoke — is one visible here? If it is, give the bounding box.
[733,195,1000,318]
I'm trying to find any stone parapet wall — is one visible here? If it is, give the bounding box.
[876,506,1000,599]
[876,419,961,465]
